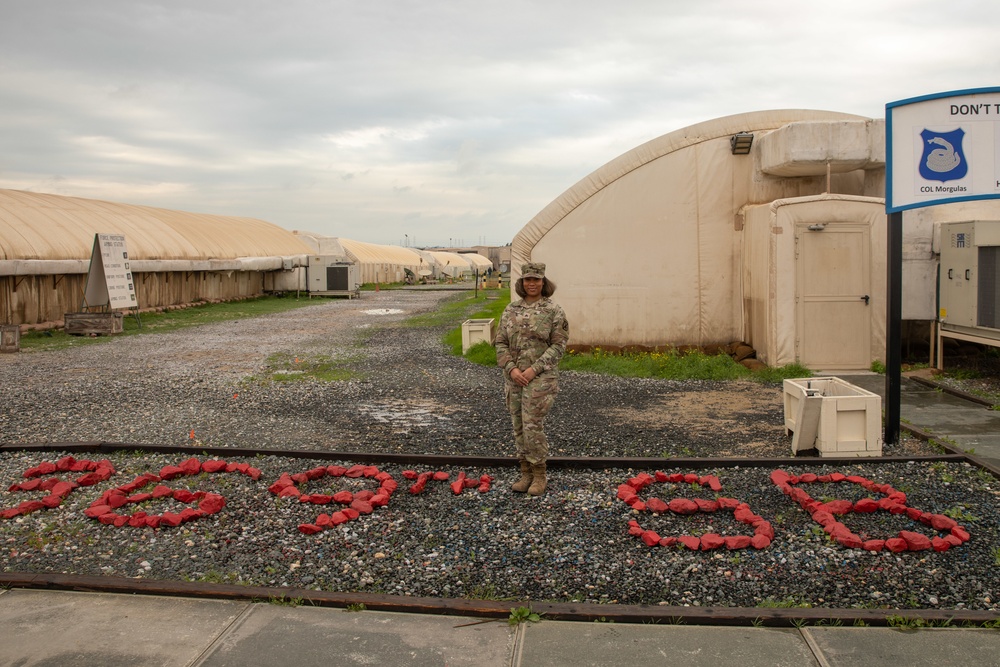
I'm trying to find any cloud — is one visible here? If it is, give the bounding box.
[1,0,998,245]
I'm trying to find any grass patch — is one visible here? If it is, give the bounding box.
[560,348,811,384]
[17,295,324,353]
[249,352,363,384]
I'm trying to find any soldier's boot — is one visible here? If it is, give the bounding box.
[511,460,533,493]
[527,462,547,496]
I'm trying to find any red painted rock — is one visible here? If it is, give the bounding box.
[666,473,685,483]
[750,534,771,549]
[152,485,174,498]
[659,537,678,547]
[202,460,227,473]
[309,494,332,505]
[754,522,775,540]
[899,531,932,551]
[700,533,725,550]
[931,537,951,552]
[350,499,374,515]
[330,511,349,525]
[158,466,184,480]
[362,466,379,477]
[811,510,835,527]
[305,467,326,480]
[85,504,112,518]
[717,497,740,510]
[627,520,643,536]
[641,530,661,546]
[172,489,198,503]
[617,485,636,501]
[179,458,202,475]
[316,514,333,527]
[944,534,963,547]
[646,498,669,514]
[836,534,863,549]
[885,537,908,553]
[829,473,846,482]
[345,465,367,478]
[333,491,354,504]
[127,493,153,504]
[951,526,971,543]
[654,471,669,482]
[279,487,300,498]
[695,499,720,513]
[298,523,322,534]
[98,513,118,525]
[327,465,348,477]
[245,467,262,480]
[56,456,76,471]
[199,494,225,514]
[821,500,854,515]
[769,470,791,486]
[930,514,958,531]
[678,536,701,550]
[41,495,62,508]
[160,512,183,527]
[381,480,399,494]
[905,507,924,521]
[668,499,698,515]
[433,471,450,481]
[862,540,885,552]
[853,498,879,513]
[724,536,752,550]
[342,508,360,520]
[370,493,390,507]
[683,474,699,484]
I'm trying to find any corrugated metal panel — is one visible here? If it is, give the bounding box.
[0,189,311,261]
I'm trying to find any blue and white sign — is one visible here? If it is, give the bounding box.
[886,87,1000,212]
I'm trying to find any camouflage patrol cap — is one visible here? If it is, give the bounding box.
[521,262,546,279]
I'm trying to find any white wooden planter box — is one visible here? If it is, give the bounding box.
[783,377,882,457]
[461,318,495,354]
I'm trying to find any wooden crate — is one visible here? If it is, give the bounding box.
[64,312,124,336]
[0,325,19,353]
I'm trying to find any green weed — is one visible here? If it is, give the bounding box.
[508,605,543,626]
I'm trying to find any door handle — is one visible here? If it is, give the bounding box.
[861,295,870,305]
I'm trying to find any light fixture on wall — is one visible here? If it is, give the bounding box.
[730,132,754,155]
[807,223,827,231]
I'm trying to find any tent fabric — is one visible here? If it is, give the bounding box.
[509,109,876,351]
[424,250,474,277]
[338,238,425,284]
[293,231,351,260]
[459,252,493,272]
[0,188,311,263]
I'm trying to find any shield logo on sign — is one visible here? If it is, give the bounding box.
[919,128,967,182]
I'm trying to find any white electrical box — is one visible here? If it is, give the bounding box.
[306,256,361,298]
[939,221,1000,342]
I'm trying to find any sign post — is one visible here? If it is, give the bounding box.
[82,233,140,327]
[885,86,1000,443]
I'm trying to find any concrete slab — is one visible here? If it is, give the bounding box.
[517,622,819,667]
[802,627,1000,666]
[195,607,514,667]
[0,589,247,667]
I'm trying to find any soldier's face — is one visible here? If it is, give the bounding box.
[523,276,543,297]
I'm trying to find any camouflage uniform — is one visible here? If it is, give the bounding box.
[495,289,569,464]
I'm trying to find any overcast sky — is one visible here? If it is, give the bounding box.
[1,1,997,247]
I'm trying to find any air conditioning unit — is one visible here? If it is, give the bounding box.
[938,221,1000,345]
[306,256,360,298]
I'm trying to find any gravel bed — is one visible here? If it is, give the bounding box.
[1,291,998,611]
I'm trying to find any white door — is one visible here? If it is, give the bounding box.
[795,223,872,370]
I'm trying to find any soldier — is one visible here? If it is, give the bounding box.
[494,262,569,495]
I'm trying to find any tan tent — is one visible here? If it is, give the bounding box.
[0,189,310,325]
[337,238,425,284]
[511,110,889,368]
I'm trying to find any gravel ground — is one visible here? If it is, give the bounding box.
[1,290,998,612]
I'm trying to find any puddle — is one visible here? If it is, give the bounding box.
[358,399,456,428]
